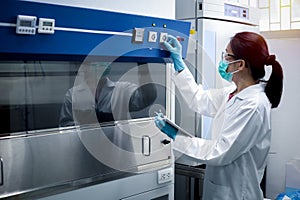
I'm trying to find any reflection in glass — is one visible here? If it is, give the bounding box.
[60,62,165,127]
[0,61,166,135]
[95,63,158,123]
[0,61,79,134]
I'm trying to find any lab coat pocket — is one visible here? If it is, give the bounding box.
[204,179,230,200]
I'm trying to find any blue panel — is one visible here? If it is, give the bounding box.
[0,0,190,62]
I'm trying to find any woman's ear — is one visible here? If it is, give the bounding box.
[239,60,246,69]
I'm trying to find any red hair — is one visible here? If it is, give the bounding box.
[230,32,283,108]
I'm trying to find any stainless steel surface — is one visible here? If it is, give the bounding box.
[39,167,174,200]
[0,118,171,199]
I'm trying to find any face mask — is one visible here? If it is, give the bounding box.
[218,60,240,82]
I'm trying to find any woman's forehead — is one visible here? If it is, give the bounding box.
[226,43,233,53]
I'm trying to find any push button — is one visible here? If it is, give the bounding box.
[132,28,145,43]
[148,31,157,43]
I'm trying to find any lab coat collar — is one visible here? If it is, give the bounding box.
[227,83,265,107]
[98,77,116,88]
[236,83,265,100]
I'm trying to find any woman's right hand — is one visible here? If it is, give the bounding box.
[163,35,186,72]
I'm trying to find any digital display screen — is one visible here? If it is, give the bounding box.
[20,20,32,27]
[43,21,53,27]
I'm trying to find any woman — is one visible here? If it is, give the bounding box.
[155,32,283,199]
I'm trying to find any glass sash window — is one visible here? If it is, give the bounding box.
[0,61,166,135]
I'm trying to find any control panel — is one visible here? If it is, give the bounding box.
[1,1,190,62]
[16,15,55,35]
[224,3,249,19]
[38,18,55,34]
[133,29,170,45]
[16,15,37,35]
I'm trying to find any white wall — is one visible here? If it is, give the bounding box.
[22,0,175,19]
[262,31,300,199]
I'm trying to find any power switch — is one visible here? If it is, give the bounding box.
[159,32,168,43]
[132,28,145,43]
[148,31,157,42]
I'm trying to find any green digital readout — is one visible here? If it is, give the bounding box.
[20,20,32,27]
[43,21,53,26]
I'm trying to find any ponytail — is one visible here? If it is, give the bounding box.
[264,55,283,108]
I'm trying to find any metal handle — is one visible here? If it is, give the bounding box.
[0,157,3,186]
[142,136,151,156]
[161,139,171,145]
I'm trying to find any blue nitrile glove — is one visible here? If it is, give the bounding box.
[154,113,178,140]
[276,190,300,200]
[163,35,186,72]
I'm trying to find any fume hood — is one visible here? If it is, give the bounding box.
[0,1,190,199]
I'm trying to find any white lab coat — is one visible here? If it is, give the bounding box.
[172,68,271,200]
